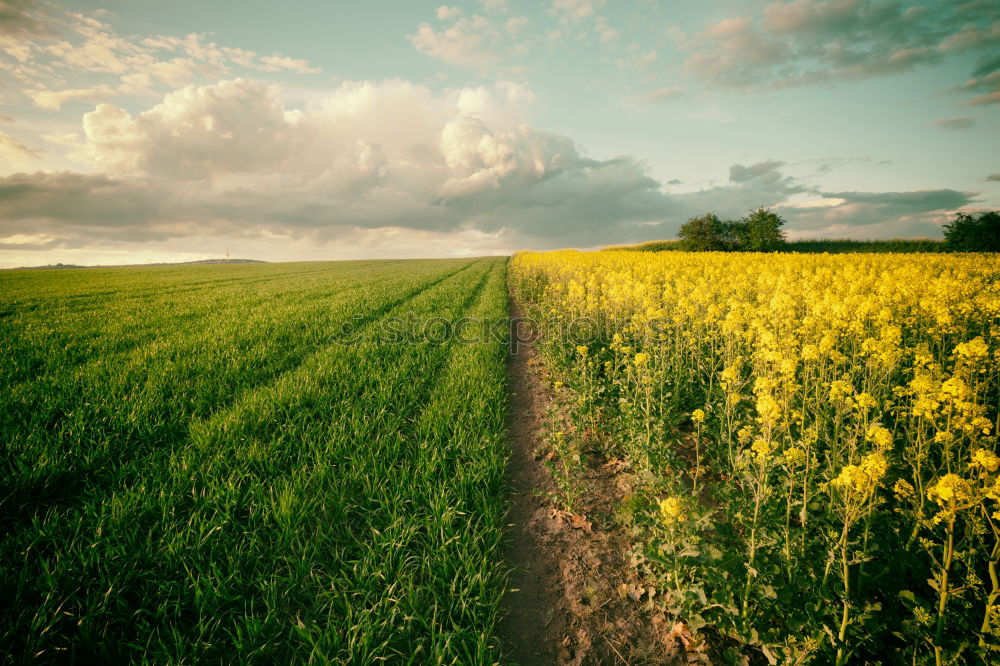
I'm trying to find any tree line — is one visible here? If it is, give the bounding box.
[677,208,787,251]
[674,208,998,252]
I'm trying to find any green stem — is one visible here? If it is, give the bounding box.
[980,538,1000,648]
[741,464,764,618]
[933,513,956,666]
[834,515,853,666]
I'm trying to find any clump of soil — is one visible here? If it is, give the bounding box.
[498,311,706,665]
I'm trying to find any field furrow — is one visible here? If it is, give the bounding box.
[0,259,479,529]
[0,257,511,664]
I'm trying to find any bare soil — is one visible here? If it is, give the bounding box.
[497,306,697,665]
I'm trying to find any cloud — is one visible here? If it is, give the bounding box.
[0,232,58,248]
[409,12,533,71]
[729,160,786,183]
[681,0,1000,90]
[478,0,508,13]
[436,5,463,21]
[1,78,979,262]
[685,17,788,87]
[0,130,40,170]
[779,187,975,238]
[0,78,680,251]
[929,117,975,130]
[0,0,50,38]
[956,69,1000,106]
[410,16,503,69]
[550,0,606,24]
[0,6,321,110]
[973,52,1000,77]
[988,173,1000,182]
[0,171,175,243]
[26,84,119,110]
[625,86,683,105]
[257,54,321,74]
[594,16,619,44]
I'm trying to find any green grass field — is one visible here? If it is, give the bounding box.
[1,258,510,664]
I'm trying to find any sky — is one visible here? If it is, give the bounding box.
[0,0,998,267]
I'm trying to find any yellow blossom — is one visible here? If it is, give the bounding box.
[829,380,854,403]
[830,452,887,497]
[934,431,954,444]
[784,446,805,466]
[940,377,970,401]
[866,424,893,450]
[737,425,753,444]
[855,392,878,409]
[955,336,989,360]
[969,448,1000,473]
[751,438,773,462]
[970,416,993,435]
[691,409,705,424]
[659,497,685,525]
[927,473,975,509]
[755,394,782,425]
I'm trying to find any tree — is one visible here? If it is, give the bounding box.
[677,213,731,251]
[677,209,788,252]
[736,208,787,251]
[943,211,1000,252]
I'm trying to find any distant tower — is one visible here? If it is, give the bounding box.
[226,247,230,259]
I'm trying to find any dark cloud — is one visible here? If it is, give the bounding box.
[780,187,975,238]
[821,188,973,211]
[988,173,1000,182]
[957,69,1000,106]
[0,80,979,256]
[683,0,1000,92]
[729,159,785,183]
[0,172,179,243]
[0,164,971,251]
[0,0,50,38]
[973,52,1000,77]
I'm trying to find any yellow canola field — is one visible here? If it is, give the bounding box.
[510,250,1000,665]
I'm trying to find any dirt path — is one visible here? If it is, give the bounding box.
[497,312,564,665]
[498,306,689,666]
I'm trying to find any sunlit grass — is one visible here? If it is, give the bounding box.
[0,257,510,663]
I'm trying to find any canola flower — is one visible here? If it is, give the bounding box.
[970,449,1000,473]
[510,249,1000,664]
[784,446,805,466]
[927,474,975,510]
[866,424,893,450]
[659,497,685,526]
[751,438,774,462]
[830,452,888,498]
